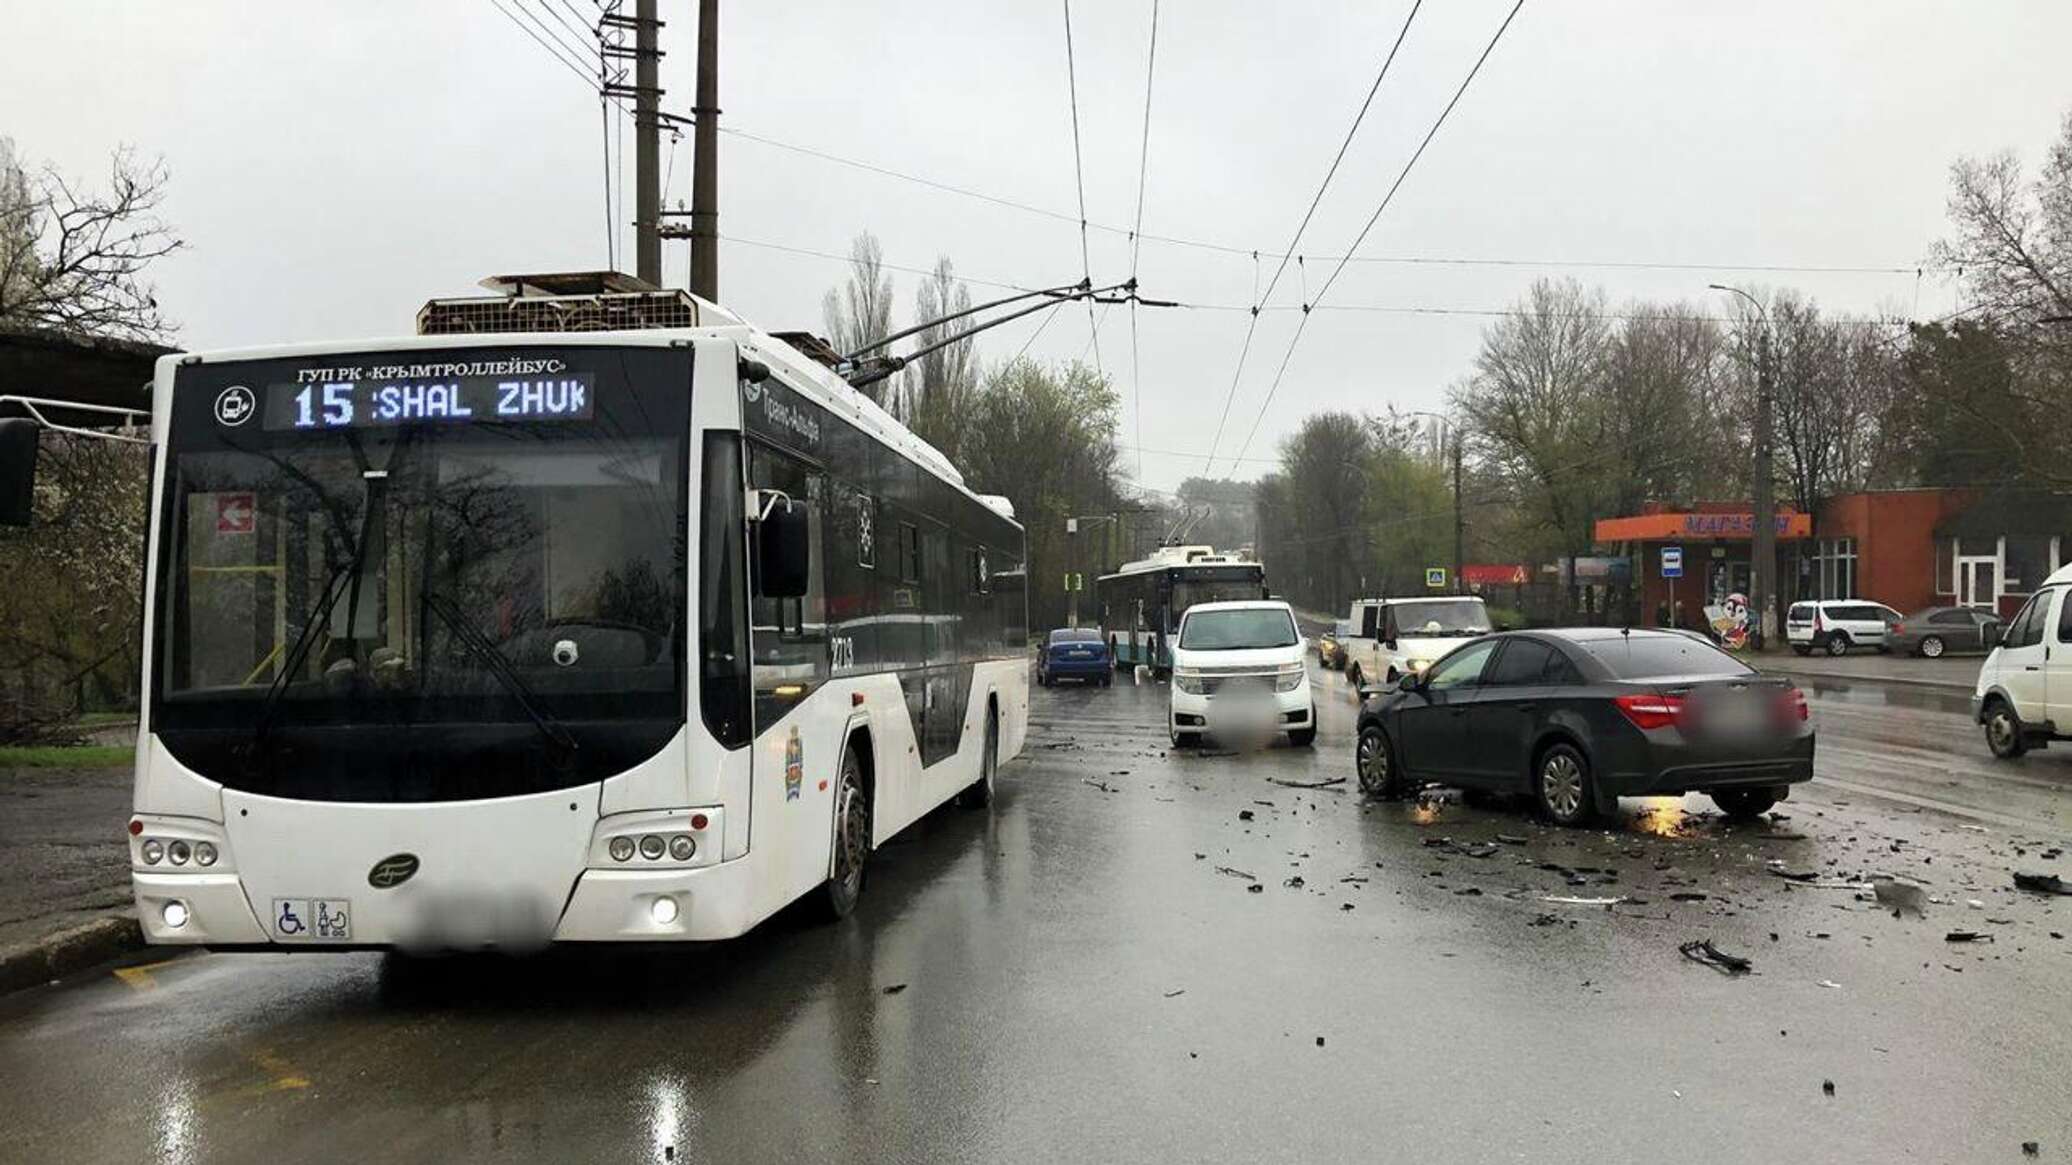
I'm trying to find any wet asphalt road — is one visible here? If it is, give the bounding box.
[2,665,2070,1163]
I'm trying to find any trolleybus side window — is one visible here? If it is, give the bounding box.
[748,445,827,730]
[699,433,750,747]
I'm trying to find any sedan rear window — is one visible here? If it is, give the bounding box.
[1049,628,1101,643]
[1575,635,1753,679]
[1180,608,1297,650]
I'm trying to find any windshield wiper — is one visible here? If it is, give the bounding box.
[422,590,579,761]
[244,559,359,766]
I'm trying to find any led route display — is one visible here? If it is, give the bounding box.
[262,375,596,431]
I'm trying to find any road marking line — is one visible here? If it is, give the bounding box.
[111,958,184,992]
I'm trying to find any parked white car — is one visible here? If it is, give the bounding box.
[1785,600,1902,656]
[1341,596,1493,691]
[1975,564,2072,758]
[1169,600,1315,748]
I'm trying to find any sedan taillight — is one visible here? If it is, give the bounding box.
[1613,692,1685,731]
[1778,687,1809,722]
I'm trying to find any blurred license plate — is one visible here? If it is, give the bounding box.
[1700,698,1769,738]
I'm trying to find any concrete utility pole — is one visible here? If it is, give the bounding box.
[1711,284,1775,649]
[688,0,720,300]
[633,0,661,285]
[1452,437,1464,597]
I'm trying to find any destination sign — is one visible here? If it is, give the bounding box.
[262,375,596,431]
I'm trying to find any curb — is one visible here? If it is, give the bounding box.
[1761,666,1972,694]
[0,914,143,997]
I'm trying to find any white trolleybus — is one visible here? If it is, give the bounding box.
[0,280,1029,949]
[1095,546,1267,674]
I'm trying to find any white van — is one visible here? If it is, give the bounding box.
[1973,565,2067,757]
[1342,595,1493,691]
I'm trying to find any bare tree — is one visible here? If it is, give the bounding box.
[1929,111,2072,327]
[907,256,977,457]
[0,139,182,341]
[820,231,894,370]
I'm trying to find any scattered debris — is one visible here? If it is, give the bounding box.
[1238,810,1255,822]
[1967,899,1985,910]
[1529,913,1563,927]
[1268,776,1346,789]
[1216,866,1257,881]
[1455,887,1483,897]
[1945,931,1995,943]
[1873,879,1928,917]
[1960,823,1990,833]
[882,983,908,995]
[1455,843,1500,859]
[2023,1142,2040,1158]
[1315,1036,1325,1047]
[1081,778,1116,793]
[1767,865,1822,883]
[1818,980,1842,989]
[1495,834,1528,845]
[1163,989,1186,998]
[1679,939,1753,975]
[1194,853,1206,860]
[1246,884,1264,894]
[2014,872,2072,896]
[1340,902,1356,911]
[1541,894,1627,906]
[1283,875,1306,889]
[1669,892,1710,902]
[1822,1079,1836,1097]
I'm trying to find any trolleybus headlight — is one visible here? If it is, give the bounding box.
[193,842,218,867]
[668,834,695,861]
[140,839,164,865]
[609,836,637,862]
[167,840,191,866]
[638,834,666,860]
[650,896,680,925]
[161,901,189,929]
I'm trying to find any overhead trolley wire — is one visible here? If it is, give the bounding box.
[1199,0,1424,474]
[1224,0,1526,474]
[1060,0,1104,378]
[1128,0,1162,479]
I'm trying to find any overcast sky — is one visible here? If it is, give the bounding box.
[7,1,2070,491]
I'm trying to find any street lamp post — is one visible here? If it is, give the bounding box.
[1710,284,1775,650]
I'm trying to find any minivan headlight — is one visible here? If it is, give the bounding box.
[1174,670,1206,695]
[1275,663,1305,692]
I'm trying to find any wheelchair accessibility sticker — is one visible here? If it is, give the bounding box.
[273,897,353,941]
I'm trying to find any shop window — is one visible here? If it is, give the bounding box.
[2005,535,2050,594]
[1811,537,1857,600]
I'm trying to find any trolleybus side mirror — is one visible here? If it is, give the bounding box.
[0,418,39,528]
[755,496,811,598]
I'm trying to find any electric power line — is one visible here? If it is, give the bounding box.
[1225,0,1528,474]
[1200,0,1425,475]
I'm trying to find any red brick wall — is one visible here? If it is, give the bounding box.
[1816,489,1974,616]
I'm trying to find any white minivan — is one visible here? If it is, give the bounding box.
[1974,565,2068,758]
[1169,600,1315,748]
[1342,595,1493,692]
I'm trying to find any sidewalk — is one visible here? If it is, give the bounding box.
[1756,649,1978,692]
[0,762,140,994]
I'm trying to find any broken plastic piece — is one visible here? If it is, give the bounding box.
[1678,939,1752,975]
[2014,872,2072,896]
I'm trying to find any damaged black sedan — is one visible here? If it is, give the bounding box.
[1353,628,1814,825]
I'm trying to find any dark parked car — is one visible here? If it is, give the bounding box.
[1352,628,1813,825]
[1886,605,2002,658]
[1317,619,1352,671]
[1038,628,1112,686]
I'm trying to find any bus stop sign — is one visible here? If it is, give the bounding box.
[1661,546,1683,578]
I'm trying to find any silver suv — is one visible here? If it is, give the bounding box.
[1785,600,1902,656]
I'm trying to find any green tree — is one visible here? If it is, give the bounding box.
[957,359,1124,633]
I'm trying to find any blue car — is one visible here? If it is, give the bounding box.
[1038,628,1113,687]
